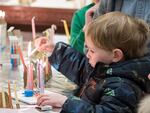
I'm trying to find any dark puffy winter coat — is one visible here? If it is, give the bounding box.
[49,42,150,113]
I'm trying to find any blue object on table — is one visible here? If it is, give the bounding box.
[24,90,34,97]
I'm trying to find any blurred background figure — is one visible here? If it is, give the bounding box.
[70,0,100,54]
[93,0,150,25]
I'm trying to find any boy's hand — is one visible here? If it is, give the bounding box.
[34,36,55,52]
[37,92,68,108]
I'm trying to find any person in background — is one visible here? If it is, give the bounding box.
[36,12,150,113]
[71,0,150,54]
[93,0,150,25]
[70,0,100,54]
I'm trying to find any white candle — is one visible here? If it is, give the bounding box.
[28,41,32,57]
[36,60,40,90]
[39,60,44,94]
[8,80,13,108]
[14,81,19,107]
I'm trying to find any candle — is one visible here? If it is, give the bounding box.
[26,63,34,90]
[36,60,40,91]
[61,19,70,43]
[30,63,34,90]
[10,43,14,68]
[45,57,49,75]
[7,26,15,36]
[0,10,5,18]
[18,46,27,69]
[39,60,44,94]
[14,81,20,109]
[49,24,57,43]
[31,16,36,40]
[13,43,17,67]
[28,41,32,57]
[8,81,13,108]
[36,60,44,94]
[2,87,6,108]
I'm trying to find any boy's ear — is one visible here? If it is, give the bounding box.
[112,49,124,62]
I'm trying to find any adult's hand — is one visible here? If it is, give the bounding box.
[85,2,100,24]
[83,2,100,31]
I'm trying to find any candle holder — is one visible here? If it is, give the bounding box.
[23,58,52,89]
[34,60,52,85]
[24,24,55,90]
[0,92,13,108]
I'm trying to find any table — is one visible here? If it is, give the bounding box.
[0,108,60,113]
[0,35,76,112]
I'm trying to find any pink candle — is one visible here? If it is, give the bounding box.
[30,63,34,89]
[26,63,34,90]
[18,46,27,69]
[31,16,36,40]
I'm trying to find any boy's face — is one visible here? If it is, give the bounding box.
[85,36,114,68]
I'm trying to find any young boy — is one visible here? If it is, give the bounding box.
[36,12,150,113]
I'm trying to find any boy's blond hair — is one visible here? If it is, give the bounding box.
[85,12,150,59]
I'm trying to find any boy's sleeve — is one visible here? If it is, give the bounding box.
[61,78,142,113]
[49,42,93,85]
